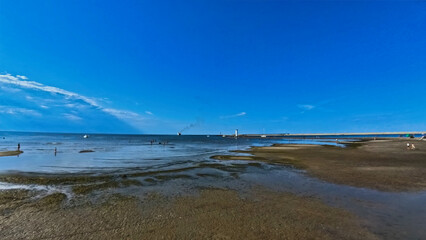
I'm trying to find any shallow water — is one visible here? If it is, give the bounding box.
[240,168,426,239]
[0,132,425,239]
[0,132,344,174]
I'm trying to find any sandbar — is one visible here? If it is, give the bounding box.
[212,139,426,191]
[0,151,23,157]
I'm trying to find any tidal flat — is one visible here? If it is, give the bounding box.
[213,139,426,191]
[0,150,23,157]
[0,136,425,239]
[0,187,377,240]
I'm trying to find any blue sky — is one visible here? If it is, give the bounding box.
[0,0,425,134]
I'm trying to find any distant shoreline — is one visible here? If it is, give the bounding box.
[1,130,425,137]
[226,131,425,138]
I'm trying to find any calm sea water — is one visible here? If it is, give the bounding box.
[0,131,338,174]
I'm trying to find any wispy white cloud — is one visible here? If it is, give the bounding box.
[103,108,140,119]
[0,105,41,117]
[145,111,153,115]
[63,113,82,121]
[64,102,89,110]
[0,74,146,130]
[65,103,77,108]
[297,99,337,113]
[220,112,247,119]
[1,85,22,93]
[0,74,98,106]
[297,104,315,111]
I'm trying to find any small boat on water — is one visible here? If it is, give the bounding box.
[83,134,89,139]
[177,132,182,136]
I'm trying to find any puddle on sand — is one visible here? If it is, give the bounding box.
[239,167,426,240]
[1,159,425,239]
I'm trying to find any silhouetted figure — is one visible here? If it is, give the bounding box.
[54,147,57,156]
[17,143,20,151]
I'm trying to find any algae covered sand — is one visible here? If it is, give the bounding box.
[0,150,23,157]
[0,188,377,240]
[212,139,426,191]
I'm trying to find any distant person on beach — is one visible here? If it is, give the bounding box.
[54,147,57,156]
[17,143,20,151]
[411,144,416,150]
[406,143,410,150]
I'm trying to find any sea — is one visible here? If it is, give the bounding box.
[0,131,341,174]
[0,131,421,174]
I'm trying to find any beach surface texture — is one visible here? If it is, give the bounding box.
[213,139,426,191]
[0,137,425,239]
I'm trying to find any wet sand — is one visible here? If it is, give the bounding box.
[0,188,377,240]
[1,138,425,239]
[0,150,23,157]
[212,139,426,191]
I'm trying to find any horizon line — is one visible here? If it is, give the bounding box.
[1,130,425,136]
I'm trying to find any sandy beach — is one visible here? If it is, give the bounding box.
[0,138,425,239]
[213,139,426,191]
[0,187,377,240]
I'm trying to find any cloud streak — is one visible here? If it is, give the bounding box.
[297,104,315,111]
[0,105,41,117]
[220,112,247,119]
[63,113,83,121]
[0,74,99,106]
[0,74,146,130]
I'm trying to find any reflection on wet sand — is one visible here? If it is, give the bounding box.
[0,136,425,239]
[0,188,377,240]
[214,139,426,191]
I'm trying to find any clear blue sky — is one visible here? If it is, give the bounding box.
[0,0,425,134]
